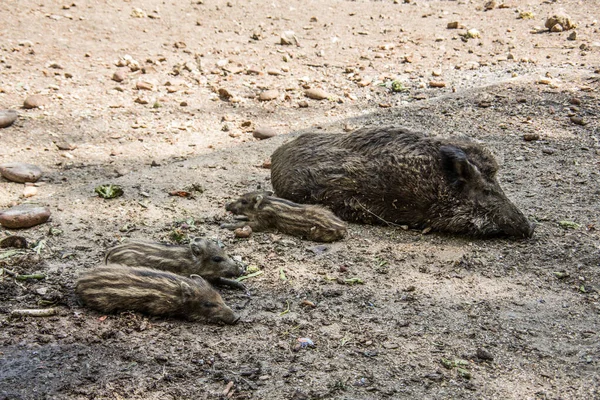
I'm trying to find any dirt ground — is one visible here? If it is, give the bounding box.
[1,0,599,399]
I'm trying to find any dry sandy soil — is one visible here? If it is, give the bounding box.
[1,0,599,399]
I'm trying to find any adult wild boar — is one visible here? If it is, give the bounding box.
[270,126,534,238]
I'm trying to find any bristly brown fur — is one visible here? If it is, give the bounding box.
[104,238,242,281]
[75,265,238,323]
[224,191,347,242]
[270,126,534,238]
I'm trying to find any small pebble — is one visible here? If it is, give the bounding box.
[567,31,577,40]
[447,21,461,29]
[23,186,38,198]
[0,163,43,183]
[23,95,48,109]
[298,100,309,108]
[523,133,540,141]
[429,81,447,88]
[476,348,494,361]
[0,204,51,229]
[570,116,587,126]
[258,90,279,101]
[0,235,28,248]
[545,13,575,30]
[112,70,127,82]
[305,88,331,100]
[136,81,153,91]
[569,97,582,106]
[234,225,252,238]
[0,110,18,128]
[253,127,278,140]
[280,31,299,46]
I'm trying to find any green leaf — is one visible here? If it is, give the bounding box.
[236,270,264,282]
[95,184,124,199]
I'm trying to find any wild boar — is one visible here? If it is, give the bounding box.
[270,126,534,238]
[222,191,347,242]
[75,265,239,324]
[104,237,245,290]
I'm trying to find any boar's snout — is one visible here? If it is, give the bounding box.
[215,305,240,325]
[495,208,535,239]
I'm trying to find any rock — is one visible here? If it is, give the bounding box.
[0,204,51,229]
[298,100,309,108]
[253,127,278,140]
[447,21,461,29]
[484,1,497,11]
[112,69,127,82]
[0,235,28,248]
[0,163,43,183]
[280,31,299,46]
[54,140,77,151]
[570,116,587,126]
[476,348,494,361]
[569,97,582,106]
[136,81,153,90]
[23,186,38,198]
[305,88,330,100]
[267,69,283,76]
[218,88,233,100]
[545,13,575,30]
[567,31,577,40]
[429,81,447,88]
[523,133,540,141]
[234,225,252,238]
[23,95,47,109]
[0,110,18,128]
[550,23,563,33]
[465,29,481,39]
[258,90,279,101]
[134,97,149,105]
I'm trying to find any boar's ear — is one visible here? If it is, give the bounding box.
[254,194,264,209]
[190,238,208,257]
[265,190,274,196]
[180,281,193,300]
[440,145,480,184]
[189,274,207,287]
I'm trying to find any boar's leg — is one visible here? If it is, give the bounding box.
[212,277,248,292]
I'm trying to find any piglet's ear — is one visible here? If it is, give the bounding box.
[190,238,208,257]
[180,281,193,300]
[254,194,264,209]
[440,145,480,184]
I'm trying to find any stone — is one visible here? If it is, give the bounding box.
[429,81,447,88]
[0,204,51,229]
[253,127,278,140]
[234,225,252,238]
[567,31,577,40]
[23,95,48,109]
[523,133,540,141]
[258,90,279,101]
[305,88,331,100]
[0,163,43,183]
[550,23,563,33]
[112,69,127,82]
[23,186,37,198]
[280,31,299,46]
[447,21,462,29]
[545,13,575,30]
[0,110,18,128]
[136,81,153,90]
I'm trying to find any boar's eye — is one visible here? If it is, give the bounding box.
[202,301,217,308]
[241,199,248,205]
[211,256,224,263]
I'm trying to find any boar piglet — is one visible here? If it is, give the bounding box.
[104,238,244,290]
[270,126,534,238]
[75,265,239,324]
[222,191,347,242]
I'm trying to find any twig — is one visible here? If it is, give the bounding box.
[353,198,402,227]
[11,308,58,317]
[15,273,46,281]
